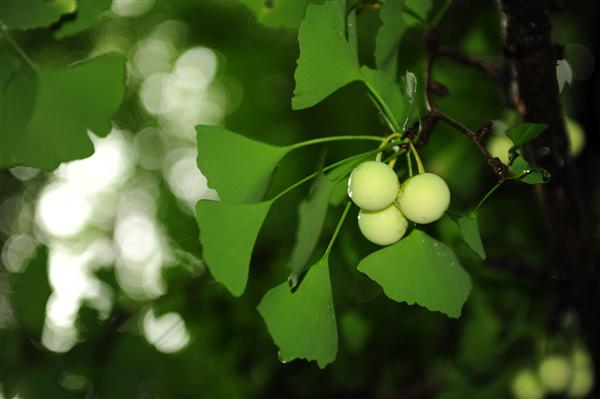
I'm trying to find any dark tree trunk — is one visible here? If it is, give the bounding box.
[499,0,599,396]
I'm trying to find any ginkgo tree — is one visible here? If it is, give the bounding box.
[1,0,598,397]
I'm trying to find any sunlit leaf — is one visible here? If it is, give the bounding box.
[510,155,550,185]
[55,0,112,39]
[506,123,548,149]
[196,125,290,203]
[0,53,126,170]
[258,256,337,368]
[292,0,361,110]
[0,0,76,29]
[360,66,409,129]
[237,0,308,29]
[458,215,486,259]
[12,247,50,338]
[288,155,369,284]
[195,199,273,296]
[357,229,472,318]
[375,0,407,79]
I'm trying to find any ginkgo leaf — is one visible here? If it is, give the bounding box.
[291,0,362,110]
[375,0,407,79]
[509,155,550,185]
[458,215,486,259]
[0,53,126,170]
[506,123,548,149]
[0,0,76,29]
[288,175,335,279]
[236,0,308,29]
[357,229,472,318]
[195,199,273,297]
[258,256,337,368]
[196,125,291,203]
[55,0,112,39]
[288,154,371,285]
[0,57,36,159]
[360,66,410,130]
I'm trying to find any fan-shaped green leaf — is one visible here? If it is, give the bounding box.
[292,0,361,110]
[0,53,126,170]
[0,57,36,159]
[55,0,112,39]
[258,256,337,368]
[360,66,410,130]
[510,155,550,185]
[195,199,273,296]
[357,229,472,318]
[506,123,548,149]
[237,0,308,29]
[196,125,291,203]
[288,154,370,286]
[458,215,486,259]
[375,0,407,79]
[0,0,76,29]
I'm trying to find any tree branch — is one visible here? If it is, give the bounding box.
[418,30,510,181]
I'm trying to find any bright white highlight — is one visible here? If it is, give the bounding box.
[139,46,225,140]
[36,182,90,238]
[1,234,37,273]
[114,213,160,264]
[133,38,176,79]
[143,309,190,353]
[165,148,219,209]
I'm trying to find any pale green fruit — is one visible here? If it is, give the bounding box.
[511,369,546,399]
[486,134,514,165]
[348,161,399,211]
[567,366,594,398]
[567,348,594,398]
[538,355,572,393]
[572,347,592,369]
[358,204,408,246]
[566,117,586,157]
[397,173,450,224]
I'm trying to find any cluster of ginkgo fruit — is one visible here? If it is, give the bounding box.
[347,160,450,245]
[511,347,595,399]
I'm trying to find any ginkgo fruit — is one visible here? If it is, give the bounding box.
[396,173,450,224]
[486,134,513,165]
[567,348,594,398]
[358,204,408,246]
[566,117,586,157]
[347,161,399,211]
[511,369,545,399]
[538,355,572,393]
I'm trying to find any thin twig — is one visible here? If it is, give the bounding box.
[436,47,498,80]
[422,29,509,181]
